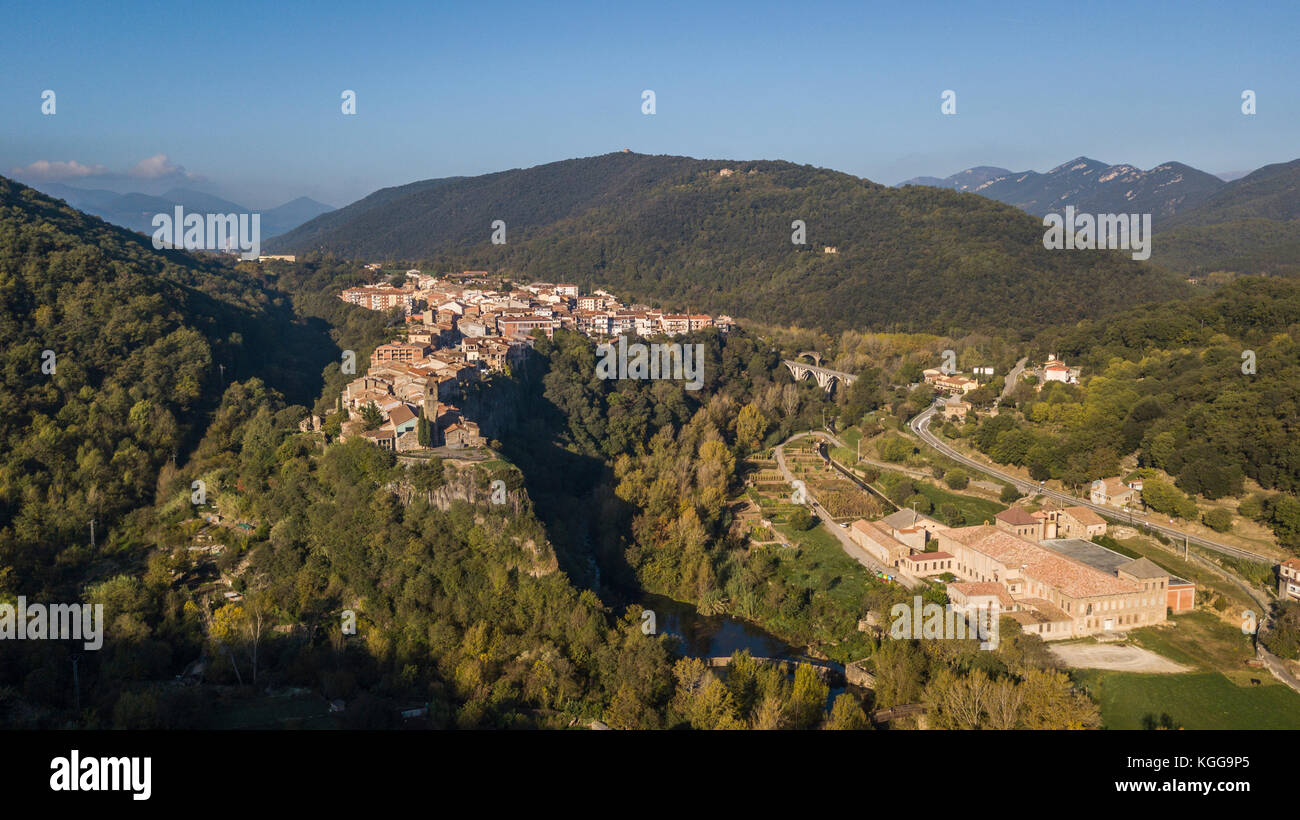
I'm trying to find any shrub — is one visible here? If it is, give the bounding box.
[1203,508,1233,533]
[904,494,933,515]
[787,507,816,531]
[944,469,969,490]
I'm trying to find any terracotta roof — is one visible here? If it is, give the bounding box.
[948,581,1015,609]
[1062,506,1106,527]
[904,551,953,562]
[996,507,1038,526]
[943,525,1139,598]
[387,405,417,426]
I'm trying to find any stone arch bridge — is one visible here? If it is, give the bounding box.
[783,358,857,393]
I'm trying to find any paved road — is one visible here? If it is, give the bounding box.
[1257,644,1300,695]
[774,433,922,588]
[1000,357,1028,402]
[909,404,1275,564]
[907,406,1300,693]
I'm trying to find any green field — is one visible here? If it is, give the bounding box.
[872,470,1004,527]
[1071,670,1300,729]
[766,520,881,660]
[1069,612,1300,729]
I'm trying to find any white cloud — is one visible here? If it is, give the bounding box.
[130,153,187,179]
[10,159,107,179]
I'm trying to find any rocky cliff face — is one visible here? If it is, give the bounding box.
[388,459,558,577]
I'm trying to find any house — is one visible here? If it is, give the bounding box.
[387,404,419,435]
[497,316,558,340]
[947,581,1016,614]
[1090,477,1139,508]
[900,551,955,576]
[1280,559,1300,603]
[459,319,492,338]
[848,520,913,567]
[880,509,947,549]
[1058,506,1107,539]
[932,373,979,394]
[995,507,1042,541]
[942,394,971,421]
[360,426,397,450]
[372,343,429,363]
[444,421,485,449]
[1042,356,1072,383]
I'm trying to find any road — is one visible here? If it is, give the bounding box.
[1000,357,1028,402]
[907,405,1300,692]
[772,434,922,588]
[909,405,1274,564]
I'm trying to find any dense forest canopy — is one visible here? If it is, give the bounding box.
[953,277,1300,547]
[271,152,1190,335]
[0,178,339,600]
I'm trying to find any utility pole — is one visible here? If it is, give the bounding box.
[89,519,95,549]
[218,363,225,385]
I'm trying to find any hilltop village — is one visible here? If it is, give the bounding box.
[320,269,733,452]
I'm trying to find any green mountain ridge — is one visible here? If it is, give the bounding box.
[270,152,1190,334]
[0,177,335,598]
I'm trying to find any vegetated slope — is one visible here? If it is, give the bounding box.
[271,152,1190,334]
[1152,160,1300,276]
[0,177,333,598]
[971,276,1300,549]
[1163,159,1300,228]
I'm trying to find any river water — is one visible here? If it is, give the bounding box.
[642,594,853,715]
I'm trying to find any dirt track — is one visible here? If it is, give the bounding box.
[1048,642,1190,673]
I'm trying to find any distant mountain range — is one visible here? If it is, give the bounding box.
[900,157,1300,276]
[22,182,334,239]
[899,157,1225,225]
[268,152,1188,334]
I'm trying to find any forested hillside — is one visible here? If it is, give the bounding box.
[271,152,1190,334]
[951,277,1300,549]
[0,178,337,600]
[1154,160,1300,277]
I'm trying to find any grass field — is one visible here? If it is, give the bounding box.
[769,519,880,661]
[1071,670,1300,729]
[1068,611,1300,729]
[872,469,1004,527]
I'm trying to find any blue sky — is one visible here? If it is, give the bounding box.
[2,0,1297,207]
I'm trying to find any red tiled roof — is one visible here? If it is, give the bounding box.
[948,581,1015,609]
[1062,506,1105,527]
[944,525,1138,598]
[996,507,1038,526]
[904,551,953,562]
